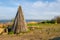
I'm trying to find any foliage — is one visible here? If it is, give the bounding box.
[55,16,60,23]
[40,20,56,24]
[8,31,14,34]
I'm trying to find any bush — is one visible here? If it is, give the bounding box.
[8,31,14,34]
[41,20,56,24]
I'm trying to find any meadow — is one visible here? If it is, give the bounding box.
[0,23,60,40]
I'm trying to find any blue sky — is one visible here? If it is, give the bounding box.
[0,0,60,20]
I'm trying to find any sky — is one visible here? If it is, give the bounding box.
[0,0,60,20]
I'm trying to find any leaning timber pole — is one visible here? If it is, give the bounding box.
[12,6,27,34]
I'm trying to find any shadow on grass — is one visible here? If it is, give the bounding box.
[49,37,60,40]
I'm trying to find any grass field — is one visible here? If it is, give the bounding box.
[0,24,60,40]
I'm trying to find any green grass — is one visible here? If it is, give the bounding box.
[27,23,60,33]
[8,31,14,35]
[27,23,60,27]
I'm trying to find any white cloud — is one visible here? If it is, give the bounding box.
[57,0,60,2]
[32,1,48,8]
[23,1,60,20]
[0,0,60,20]
[0,6,17,20]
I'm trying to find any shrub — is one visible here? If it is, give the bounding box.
[8,31,14,34]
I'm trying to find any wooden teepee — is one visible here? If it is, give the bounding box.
[12,6,27,34]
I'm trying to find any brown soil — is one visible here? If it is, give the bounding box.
[0,24,60,40]
[0,28,60,40]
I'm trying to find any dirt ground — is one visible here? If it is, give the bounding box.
[0,29,60,40]
[0,24,60,40]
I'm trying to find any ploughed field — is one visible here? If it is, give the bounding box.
[0,24,60,40]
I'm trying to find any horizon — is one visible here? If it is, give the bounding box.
[0,0,60,20]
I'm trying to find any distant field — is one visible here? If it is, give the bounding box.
[27,24,60,34]
[27,23,60,28]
